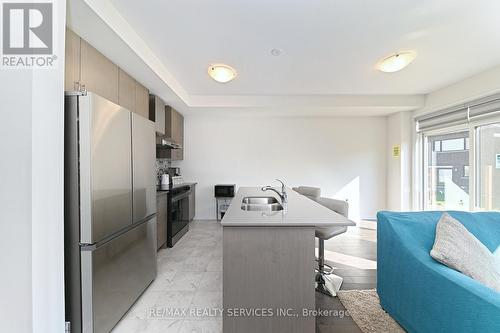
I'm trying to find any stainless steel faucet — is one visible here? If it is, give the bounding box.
[261,179,288,204]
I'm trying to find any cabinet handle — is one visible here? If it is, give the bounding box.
[74,81,80,91]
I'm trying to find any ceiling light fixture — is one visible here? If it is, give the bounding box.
[271,48,283,56]
[377,51,416,73]
[207,64,237,83]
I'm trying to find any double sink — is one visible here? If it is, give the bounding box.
[241,196,284,212]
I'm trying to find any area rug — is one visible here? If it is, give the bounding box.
[337,289,405,333]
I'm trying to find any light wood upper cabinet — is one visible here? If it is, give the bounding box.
[134,82,149,119]
[64,28,80,91]
[118,69,136,112]
[65,29,151,119]
[80,39,119,104]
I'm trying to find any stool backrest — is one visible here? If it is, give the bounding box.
[315,197,349,218]
[292,186,321,199]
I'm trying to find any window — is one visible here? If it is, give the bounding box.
[424,131,469,210]
[417,94,500,212]
[476,123,500,210]
[441,138,466,151]
[438,168,453,183]
[433,141,441,152]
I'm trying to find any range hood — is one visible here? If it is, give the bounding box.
[156,136,182,149]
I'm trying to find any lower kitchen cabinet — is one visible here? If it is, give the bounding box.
[156,193,168,250]
[188,184,196,221]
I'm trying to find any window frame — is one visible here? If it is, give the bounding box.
[418,114,500,211]
[421,124,472,211]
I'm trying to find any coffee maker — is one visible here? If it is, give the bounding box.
[167,167,181,177]
[167,167,183,186]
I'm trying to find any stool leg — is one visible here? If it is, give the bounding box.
[318,238,325,272]
[315,238,343,297]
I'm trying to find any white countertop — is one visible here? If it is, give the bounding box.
[221,187,357,227]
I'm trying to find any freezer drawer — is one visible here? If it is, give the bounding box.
[81,218,157,333]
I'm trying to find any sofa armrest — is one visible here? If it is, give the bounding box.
[377,212,500,333]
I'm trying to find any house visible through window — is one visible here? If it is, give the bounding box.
[425,131,469,210]
[441,138,467,151]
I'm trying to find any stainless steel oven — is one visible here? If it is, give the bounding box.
[168,185,191,247]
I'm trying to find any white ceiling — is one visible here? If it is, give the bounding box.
[69,0,500,116]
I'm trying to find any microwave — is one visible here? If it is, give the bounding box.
[214,184,236,198]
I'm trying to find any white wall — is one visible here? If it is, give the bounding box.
[386,112,412,211]
[179,116,387,221]
[0,70,33,333]
[31,14,66,332]
[0,1,66,332]
[415,63,500,117]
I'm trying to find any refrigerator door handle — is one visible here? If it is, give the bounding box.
[80,212,157,251]
[80,243,97,251]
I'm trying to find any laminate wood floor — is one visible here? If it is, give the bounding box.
[315,220,377,333]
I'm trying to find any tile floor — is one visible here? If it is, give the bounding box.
[113,219,377,333]
[112,220,223,333]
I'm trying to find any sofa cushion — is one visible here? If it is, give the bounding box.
[430,212,500,292]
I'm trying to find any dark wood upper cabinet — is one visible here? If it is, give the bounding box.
[149,95,166,135]
[165,106,184,161]
[155,105,184,161]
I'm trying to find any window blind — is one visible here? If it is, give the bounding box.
[416,105,467,132]
[468,97,500,120]
[416,93,500,132]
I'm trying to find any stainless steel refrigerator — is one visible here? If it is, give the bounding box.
[64,92,157,333]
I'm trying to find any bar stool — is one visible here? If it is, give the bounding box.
[314,197,348,296]
[292,187,348,296]
[292,186,321,200]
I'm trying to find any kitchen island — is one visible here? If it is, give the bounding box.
[221,187,355,333]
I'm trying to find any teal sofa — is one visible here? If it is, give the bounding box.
[377,211,500,333]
